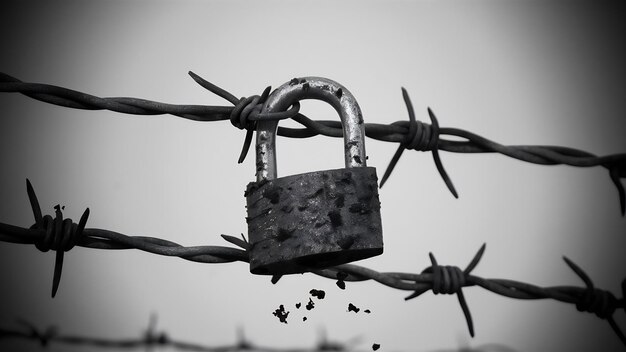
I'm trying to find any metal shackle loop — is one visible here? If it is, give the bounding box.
[255,77,367,182]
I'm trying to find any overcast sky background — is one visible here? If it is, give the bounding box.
[1,1,625,351]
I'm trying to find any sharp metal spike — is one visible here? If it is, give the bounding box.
[464,243,486,274]
[51,251,64,298]
[457,290,475,337]
[26,179,43,225]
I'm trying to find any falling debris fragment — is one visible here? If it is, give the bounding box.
[295,302,301,309]
[309,289,326,299]
[306,298,315,311]
[372,343,380,351]
[272,305,289,324]
[336,272,348,290]
[348,303,360,313]
[364,309,371,314]
[303,317,307,322]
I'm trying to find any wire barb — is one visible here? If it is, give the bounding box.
[26,179,90,297]
[187,71,299,164]
[404,243,485,337]
[563,256,626,345]
[380,89,457,198]
[16,319,57,347]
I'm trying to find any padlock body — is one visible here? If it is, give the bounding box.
[245,167,383,275]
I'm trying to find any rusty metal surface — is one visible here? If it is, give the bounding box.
[245,77,382,275]
[245,167,383,275]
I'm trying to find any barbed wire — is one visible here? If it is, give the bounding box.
[1,71,625,346]
[1,71,624,214]
[0,315,365,352]
[0,315,521,352]
[0,180,624,346]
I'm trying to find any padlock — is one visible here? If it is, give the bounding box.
[245,77,383,275]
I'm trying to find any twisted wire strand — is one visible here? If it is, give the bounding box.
[0,180,248,297]
[1,72,624,214]
[1,316,360,352]
[0,181,624,345]
[311,251,626,345]
[0,321,519,352]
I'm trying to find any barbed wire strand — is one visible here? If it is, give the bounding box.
[0,181,624,345]
[1,72,624,214]
[0,317,522,352]
[0,315,367,352]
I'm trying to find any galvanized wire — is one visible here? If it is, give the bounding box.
[0,180,624,345]
[1,72,624,214]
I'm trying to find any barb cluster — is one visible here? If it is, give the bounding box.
[25,180,90,297]
[403,247,485,337]
[1,72,624,213]
[0,181,624,345]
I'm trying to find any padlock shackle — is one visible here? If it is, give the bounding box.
[255,77,367,181]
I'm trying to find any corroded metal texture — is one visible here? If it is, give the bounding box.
[255,77,366,182]
[245,77,383,275]
[245,167,383,275]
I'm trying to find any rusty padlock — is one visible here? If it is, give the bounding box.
[245,77,383,275]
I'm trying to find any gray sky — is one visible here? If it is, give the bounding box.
[1,1,625,351]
